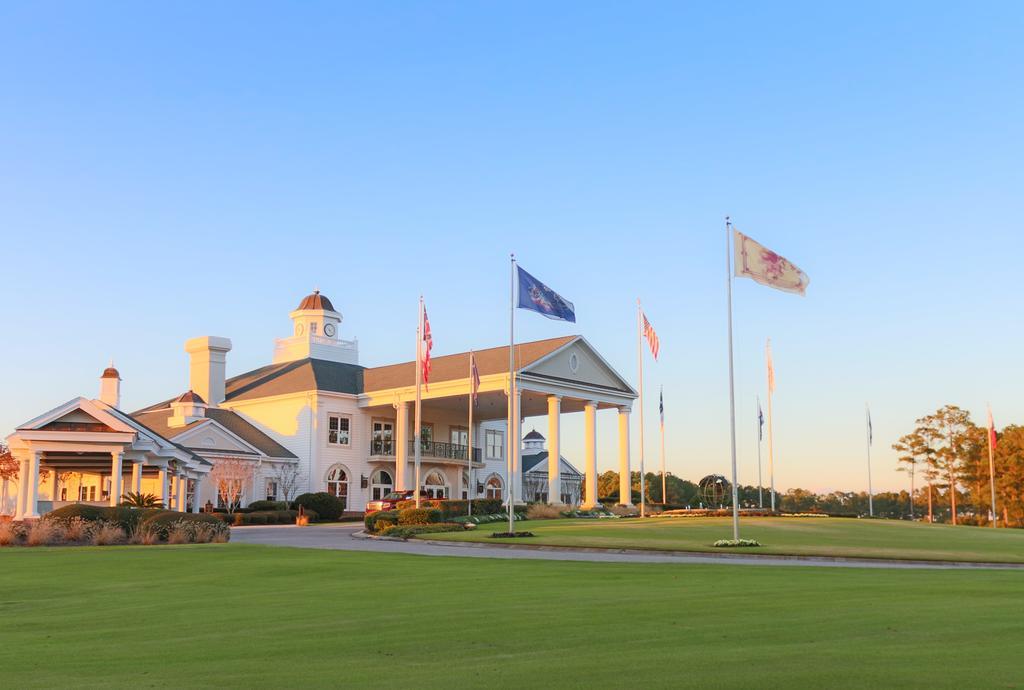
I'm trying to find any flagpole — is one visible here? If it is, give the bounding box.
[756,396,763,509]
[987,404,997,528]
[637,299,646,518]
[660,390,666,505]
[467,352,474,518]
[725,217,740,540]
[866,404,874,517]
[507,255,517,534]
[414,297,423,509]
[766,338,775,513]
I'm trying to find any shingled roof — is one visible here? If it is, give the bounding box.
[223,358,364,401]
[131,407,296,459]
[362,335,577,391]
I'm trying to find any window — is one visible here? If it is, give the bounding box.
[372,420,394,455]
[328,414,351,446]
[78,485,96,501]
[422,470,448,499]
[310,322,318,335]
[326,465,349,509]
[461,470,470,500]
[485,475,503,500]
[450,426,468,446]
[371,469,393,501]
[486,430,504,459]
[266,479,279,501]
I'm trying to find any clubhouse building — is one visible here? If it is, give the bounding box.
[4,292,637,519]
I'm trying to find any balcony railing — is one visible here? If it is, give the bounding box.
[370,439,481,463]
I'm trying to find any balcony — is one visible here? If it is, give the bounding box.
[370,439,482,463]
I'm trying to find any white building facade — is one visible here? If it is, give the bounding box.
[4,292,637,517]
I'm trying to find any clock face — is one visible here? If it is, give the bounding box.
[324,323,336,337]
[295,323,304,336]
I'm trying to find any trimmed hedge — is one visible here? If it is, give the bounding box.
[46,504,162,531]
[247,500,287,511]
[217,510,307,525]
[294,492,344,521]
[364,510,399,533]
[393,498,505,518]
[398,508,442,526]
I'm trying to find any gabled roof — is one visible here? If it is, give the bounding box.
[131,407,296,459]
[520,451,583,477]
[223,358,364,401]
[362,336,577,392]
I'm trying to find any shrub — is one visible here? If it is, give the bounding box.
[526,503,565,520]
[140,511,230,542]
[26,519,64,546]
[167,523,191,544]
[294,492,344,521]
[247,500,287,511]
[472,498,504,515]
[60,517,92,542]
[0,521,23,546]
[91,522,126,545]
[46,504,160,531]
[246,513,268,525]
[365,510,399,533]
[398,508,442,526]
[713,538,762,548]
[381,523,464,539]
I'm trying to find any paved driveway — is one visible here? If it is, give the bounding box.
[229,524,1023,570]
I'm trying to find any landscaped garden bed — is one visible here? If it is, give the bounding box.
[0,506,229,547]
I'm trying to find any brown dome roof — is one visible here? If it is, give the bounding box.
[101,366,120,379]
[296,290,335,312]
[174,390,206,404]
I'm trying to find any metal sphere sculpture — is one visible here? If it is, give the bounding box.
[699,474,730,507]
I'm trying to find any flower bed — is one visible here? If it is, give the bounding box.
[0,511,230,547]
[712,539,763,548]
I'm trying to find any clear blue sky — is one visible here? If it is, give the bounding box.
[2,2,1022,493]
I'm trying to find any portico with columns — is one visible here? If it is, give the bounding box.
[360,335,636,508]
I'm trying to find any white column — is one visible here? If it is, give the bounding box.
[15,457,30,519]
[618,406,633,506]
[158,468,169,508]
[582,401,599,509]
[24,451,42,519]
[131,462,142,496]
[175,475,187,512]
[109,452,123,507]
[395,401,409,491]
[513,389,523,504]
[547,396,561,504]
[191,476,202,513]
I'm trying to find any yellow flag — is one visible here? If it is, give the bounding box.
[734,229,809,296]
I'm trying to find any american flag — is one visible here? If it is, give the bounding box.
[421,304,433,390]
[642,311,660,360]
[470,351,480,405]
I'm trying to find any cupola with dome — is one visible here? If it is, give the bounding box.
[272,290,359,365]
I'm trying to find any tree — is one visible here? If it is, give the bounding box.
[273,463,302,506]
[209,458,255,514]
[915,406,973,524]
[892,431,928,519]
[0,443,18,515]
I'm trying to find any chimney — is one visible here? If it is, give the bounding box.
[184,336,232,407]
[99,361,121,408]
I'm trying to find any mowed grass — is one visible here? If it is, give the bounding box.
[2,545,1024,689]
[427,516,1024,563]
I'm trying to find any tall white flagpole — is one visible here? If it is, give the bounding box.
[756,396,764,509]
[637,299,646,518]
[507,255,517,534]
[725,217,740,540]
[987,404,998,528]
[866,403,874,517]
[766,338,776,513]
[660,390,666,505]
[468,352,474,518]
[414,297,423,509]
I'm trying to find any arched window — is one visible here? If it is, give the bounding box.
[461,470,470,500]
[326,465,349,509]
[371,469,393,501]
[422,470,449,499]
[485,474,503,500]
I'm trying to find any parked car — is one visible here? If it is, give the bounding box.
[365,490,428,514]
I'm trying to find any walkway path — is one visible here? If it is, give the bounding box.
[230,524,1024,570]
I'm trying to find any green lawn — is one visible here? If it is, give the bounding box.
[2,545,1023,688]
[427,516,1024,563]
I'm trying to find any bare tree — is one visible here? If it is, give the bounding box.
[273,463,302,507]
[0,443,17,515]
[209,458,255,514]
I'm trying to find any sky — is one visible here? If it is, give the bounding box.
[1,2,1022,494]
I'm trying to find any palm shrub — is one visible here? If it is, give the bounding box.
[120,492,164,509]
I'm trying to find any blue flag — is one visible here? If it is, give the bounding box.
[758,400,764,441]
[517,266,576,322]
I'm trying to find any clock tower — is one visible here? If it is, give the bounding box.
[272,291,359,365]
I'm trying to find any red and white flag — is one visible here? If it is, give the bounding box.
[421,304,433,390]
[766,339,776,394]
[988,405,997,451]
[734,229,809,296]
[470,351,480,405]
[642,311,660,360]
